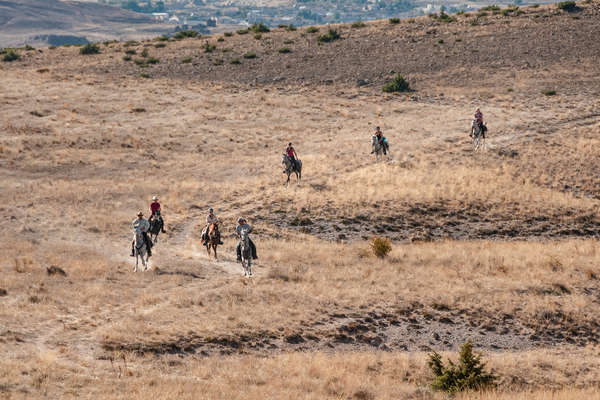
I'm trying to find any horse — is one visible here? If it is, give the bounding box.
[282,154,302,186]
[148,216,163,243]
[470,119,486,151]
[205,222,220,260]
[239,229,253,277]
[371,135,390,163]
[133,229,150,272]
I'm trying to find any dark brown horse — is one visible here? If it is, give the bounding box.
[205,222,220,259]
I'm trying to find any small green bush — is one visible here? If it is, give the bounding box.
[456,10,465,15]
[306,26,319,33]
[224,32,233,37]
[154,43,167,48]
[174,30,199,39]
[389,17,401,24]
[156,35,170,41]
[49,46,57,50]
[542,89,557,96]
[237,29,249,35]
[204,43,216,53]
[243,52,257,59]
[123,55,132,61]
[146,57,159,64]
[438,39,444,44]
[125,49,136,55]
[3,50,20,62]
[217,37,225,42]
[24,45,35,51]
[79,43,100,55]
[285,24,297,31]
[317,29,341,43]
[351,21,366,28]
[254,33,263,40]
[428,341,497,394]
[382,74,410,93]
[436,11,457,23]
[369,237,392,259]
[279,47,292,53]
[481,4,501,11]
[250,22,270,33]
[557,1,577,11]
[230,58,241,64]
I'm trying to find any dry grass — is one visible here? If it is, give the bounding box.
[1,11,600,396]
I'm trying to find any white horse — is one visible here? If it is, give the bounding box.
[371,135,390,163]
[470,120,486,151]
[239,229,253,277]
[133,229,150,272]
[282,154,302,186]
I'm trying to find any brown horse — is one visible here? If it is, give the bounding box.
[205,222,220,259]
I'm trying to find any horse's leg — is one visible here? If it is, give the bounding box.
[134,251,138,272]
[213,243,218,260]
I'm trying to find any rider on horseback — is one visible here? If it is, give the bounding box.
[284,142,299,173]
[148,196,166,233]
[236,217,257,261]
[202,208,223,245]
[473,108,487,136]
[371,126,389,155]
[131,211,152,257]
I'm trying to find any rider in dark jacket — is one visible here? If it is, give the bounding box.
[236,217,257,261]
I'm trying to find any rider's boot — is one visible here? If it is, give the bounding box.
[130,241,135,257]
[236,244,242,262]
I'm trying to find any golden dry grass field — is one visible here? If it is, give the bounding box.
[1,3,600,399]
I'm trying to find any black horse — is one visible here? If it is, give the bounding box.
[148,214,165,242]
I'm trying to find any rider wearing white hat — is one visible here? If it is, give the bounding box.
[131,211,152,257]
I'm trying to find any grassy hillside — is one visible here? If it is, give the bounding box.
[1,2,599,398]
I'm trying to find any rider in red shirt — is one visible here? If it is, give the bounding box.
[149,196,166,233]
[285,142,299,172]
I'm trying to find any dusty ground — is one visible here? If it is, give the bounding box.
[1,2,600,399]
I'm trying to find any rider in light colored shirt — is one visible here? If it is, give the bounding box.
[202,208,223,245]
[236,217,257,261]
[131,211,152,257]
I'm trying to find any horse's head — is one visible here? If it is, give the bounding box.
[240,229,250,247]
[282,154,288,164]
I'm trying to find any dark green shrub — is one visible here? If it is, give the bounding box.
[24,45,35,51]
[174,30,199,39]
[279,47,292,53]
[389,17,401,24]
[125,49,137,55]
[123,55,132,61]
[217,37,225,42]
[436,11,457,22]
[284,24,297,31]
[317,29,341,43]
[456,10,465,15]
[49,46,57,50]
[243,52,257,59]
[428,341,497,394]
[254,33,262,40]
[224,32,233,37]
[146,57,159,64]
[382,74,410,93]
[134,58,146,66]
[542,89,557,96]
[351,21,366,28]
[250,22,270,33]
[140,73,151,78]
[230,58,241,64]
[369,237,392,259]
[481,4,501,11]
[237,29,249,35]
[557,1,578,11]
[204,43,216,53]
[154,43,167,48]
[3,50,20,62]
[156,35,170,41]
[438,39,444,44]
[79,43,100,55]
[306,26,319,33]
